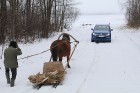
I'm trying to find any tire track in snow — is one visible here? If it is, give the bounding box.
[76,43,97,93]
[75,28,130,93]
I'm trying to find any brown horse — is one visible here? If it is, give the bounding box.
[50,34,71,68]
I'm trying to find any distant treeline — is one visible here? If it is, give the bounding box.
[0,0,79,44]
[125,0,140,28]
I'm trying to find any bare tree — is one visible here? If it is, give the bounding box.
[0,0,7,44]
[0,0,79,44]
[125,0,140,28]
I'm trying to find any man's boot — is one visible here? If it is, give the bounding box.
[5,73,10,84]
[10,79,15,87]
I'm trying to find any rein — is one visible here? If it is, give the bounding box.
[18,40,67,60]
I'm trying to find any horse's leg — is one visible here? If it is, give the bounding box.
[67,56,70,68]
[59,56,62,62]
[53,55,57,61]
[51,47,58,61]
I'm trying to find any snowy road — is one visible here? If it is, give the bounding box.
[1,14,140,93]
[75,29,140,93]
[64,14,140,93]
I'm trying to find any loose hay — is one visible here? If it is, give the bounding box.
[28,62,65,85]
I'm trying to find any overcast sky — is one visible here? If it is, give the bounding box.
[75,0,124,14]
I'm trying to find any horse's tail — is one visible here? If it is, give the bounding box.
[51,41,58,61]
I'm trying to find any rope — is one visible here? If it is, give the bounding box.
[18,40,78,60]
[18,41,67,60]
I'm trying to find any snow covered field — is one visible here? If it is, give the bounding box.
[1,14,140,93]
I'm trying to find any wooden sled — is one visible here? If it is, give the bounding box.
[28,61,65,88]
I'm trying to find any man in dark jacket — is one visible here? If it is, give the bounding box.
[4,41,22,87]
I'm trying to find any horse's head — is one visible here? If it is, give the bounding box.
[62,33,70,42]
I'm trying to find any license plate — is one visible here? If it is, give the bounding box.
[98,35,105,37]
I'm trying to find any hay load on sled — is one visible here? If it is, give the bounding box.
[28,62,65,86]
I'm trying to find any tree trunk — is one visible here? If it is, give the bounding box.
[0,0,7,44]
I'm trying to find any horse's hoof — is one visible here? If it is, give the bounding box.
[67,65,71,68]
